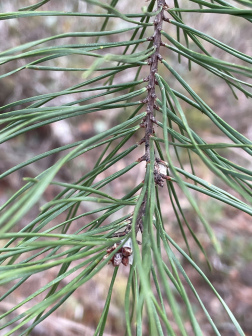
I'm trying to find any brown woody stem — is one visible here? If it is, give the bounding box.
[136,0,168,234]
[144,0,166,161]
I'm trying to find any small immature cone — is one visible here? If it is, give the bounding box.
[122,256,129,266]
[113,253,123,266]
[122,238,134,265]
[122,247,132,257]
[106,243,118,254]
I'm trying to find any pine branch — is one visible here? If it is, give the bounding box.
[136,0,169,234]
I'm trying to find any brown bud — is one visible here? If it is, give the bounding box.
[163,16,170,22]
[147,36,154,41]
[122,247,132,257]
[122,256,129,266]
[161,174,172,181]
[163,2,169,10]
[141,97,149,104]
[147,58,152,65]
[113,253,122,266]
[106,243,117,254]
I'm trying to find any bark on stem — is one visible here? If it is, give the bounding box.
[144,0,166,161]
[136,0,167,233]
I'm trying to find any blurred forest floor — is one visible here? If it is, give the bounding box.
[0,1,251,335]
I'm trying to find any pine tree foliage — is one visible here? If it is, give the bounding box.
[0,0,251,335]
